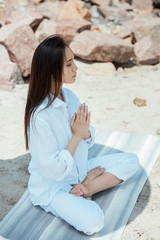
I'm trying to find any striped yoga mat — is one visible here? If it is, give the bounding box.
[0,130,160,240]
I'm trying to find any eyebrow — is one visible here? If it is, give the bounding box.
[67,57,74,62]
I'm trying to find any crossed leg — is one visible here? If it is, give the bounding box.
[70,152,140,199]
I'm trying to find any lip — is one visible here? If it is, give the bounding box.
[73,75,76,77]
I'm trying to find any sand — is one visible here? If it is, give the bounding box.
[0,61,160,239]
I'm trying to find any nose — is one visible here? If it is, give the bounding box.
[73,61,78,72]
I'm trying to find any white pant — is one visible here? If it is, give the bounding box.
[40,152,140,235]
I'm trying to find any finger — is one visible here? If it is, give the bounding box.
[77,105,82,119]
[71,114,76,125]
[83,103,87,121]
[74,113,77,121]
[80,104,84,121]
[86,112,91,122]
[96,166,101,169]
[85,105,88,121]
[101,167,106,172]
[80,104,84,120]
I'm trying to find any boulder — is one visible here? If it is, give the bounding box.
[70,30,134,63]
[97,5,133,24]
[88,0,112,6]
[134,37,159,65]
[58,0,92,21]
[132,0,153,10]
[35,19,57,43]
[153,0,160,8]
[0,23,39,77]
[86,0,107,5]
[37,1,66,20]
[3,7,44,31]
[0,44,23,90]
[4,0,29,7]
[29,0,42,4]
[115,17,160,57]
[56,18,91,45]
[133,18,160,56]
[120,0,132,4]
[120,0,152,10]
[84,62,117,76]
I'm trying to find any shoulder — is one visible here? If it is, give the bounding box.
[63,87,80,104]
[30,96,50,122]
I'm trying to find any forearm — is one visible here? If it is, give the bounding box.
[65,134,82,157]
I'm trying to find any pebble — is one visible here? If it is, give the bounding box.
[133,98,147,107]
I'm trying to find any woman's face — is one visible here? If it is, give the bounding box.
[62,47,78,84]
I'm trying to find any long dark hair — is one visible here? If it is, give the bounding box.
[24,34,68,150]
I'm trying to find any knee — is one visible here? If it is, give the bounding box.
[128,153,140,172]
[78,208,104,235]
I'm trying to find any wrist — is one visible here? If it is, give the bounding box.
[73,134,83,141]
[84,130,91,140]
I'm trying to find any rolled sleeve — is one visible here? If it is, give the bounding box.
[84,125,95,148]
[48,149,74,179]
[28,117,74,181]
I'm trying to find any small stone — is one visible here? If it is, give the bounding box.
[133,98,147,107]
[117,67,124,74]
[156,129,160,135]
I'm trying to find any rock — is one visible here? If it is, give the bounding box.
[35,19,57,43]
[124,36,132,44]
[58,0,92,21]
[117,67,124,74]
[87,0,111,5]
[4,0,29,7]
[115,18,144,39]
[0,23,39,77]
[91,25,101,31]
[92,62,117,76]
[90,5,101,19]
[98,5,133,24]
[56,18,91,45]
[156,128,160,135]
[119,2,134,11]
[134,18,160,57]
[133,97,147,107]
[132,0,153,10]
[153,0,160,8]
[29,0,42,4]
[134,37,159,65]
[120,0,132,4]
[115,17,160,57]
[153,8,160,17]
[0,44,23,90]
[115,28,133,39]
[0,43,10,64]
[3,7,44,31]
[37,1,66,20]
[82,62,117,76]
[70,30,134,63]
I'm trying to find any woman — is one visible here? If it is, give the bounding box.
[24,34,140,235]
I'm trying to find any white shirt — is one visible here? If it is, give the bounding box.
[28,87,95,206]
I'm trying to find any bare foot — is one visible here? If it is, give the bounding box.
[69,183,88,197]
[82,166,106,185]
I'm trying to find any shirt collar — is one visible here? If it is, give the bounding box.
[49,87,68,108]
